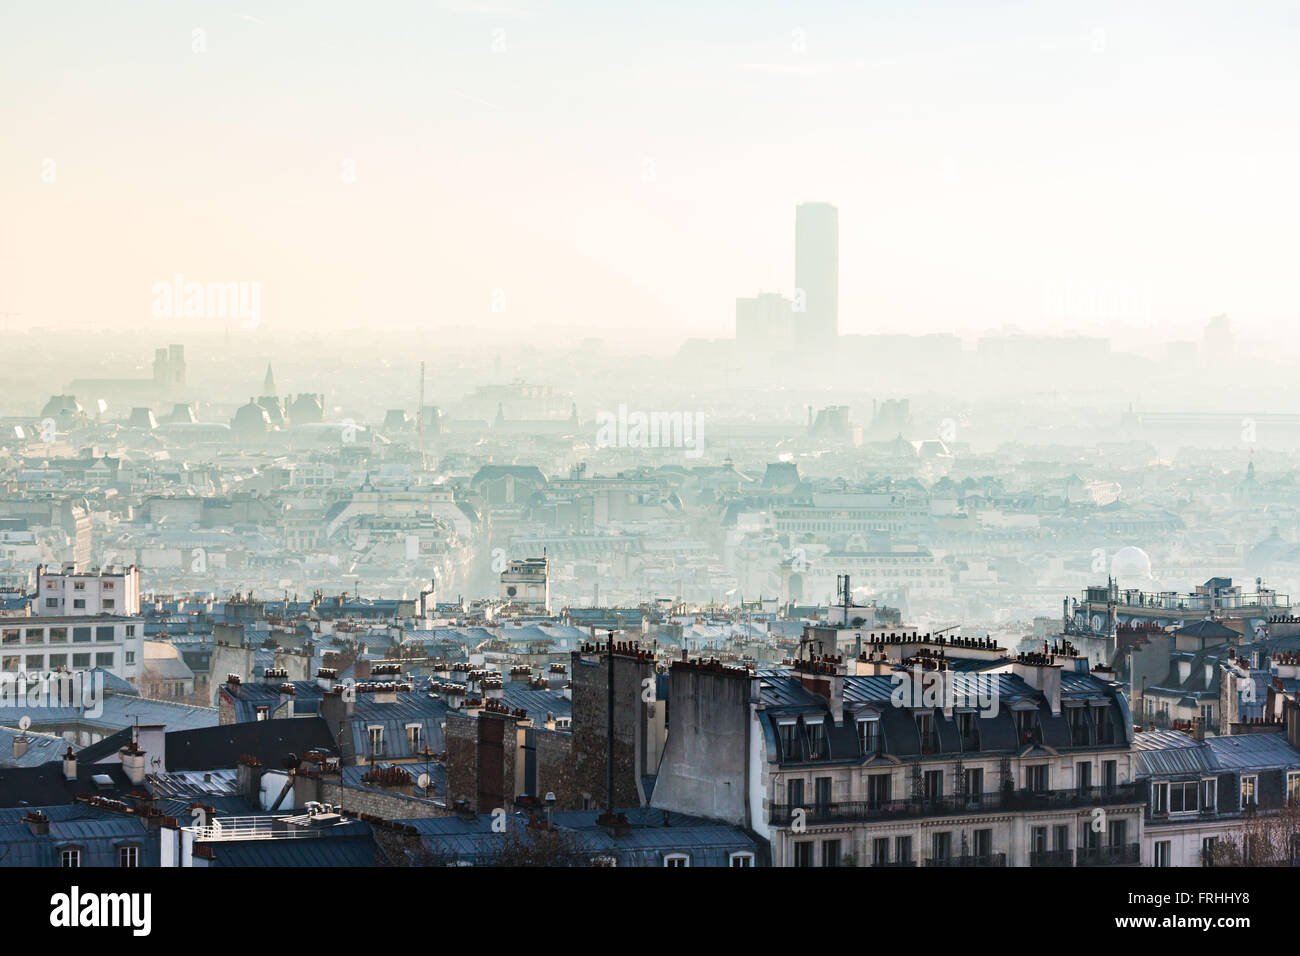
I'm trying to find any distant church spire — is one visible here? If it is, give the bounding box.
[263,362,276,395]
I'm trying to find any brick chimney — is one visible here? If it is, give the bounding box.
[11,733,28,762]
[62,746,77,781]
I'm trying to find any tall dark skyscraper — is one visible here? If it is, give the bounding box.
[795,202,839,344]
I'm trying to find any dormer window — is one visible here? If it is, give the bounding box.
[856,716,880,756]
[916,712,938,754]
[805,718,826,760]
[778,720,799,760]
[1092,703,1114,745]
[956,711,978,750]
[1067,706,1091,746]
[1015,708,1041,745]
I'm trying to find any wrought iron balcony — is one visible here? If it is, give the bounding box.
[768,783,1139,826]
[1029,849,1075,867]
[1077,843,1141,866]
[925,853,1006,867]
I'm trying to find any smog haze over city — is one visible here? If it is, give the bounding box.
[2,0,1300,909]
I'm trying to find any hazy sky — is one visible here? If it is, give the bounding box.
[2,0,1298,343]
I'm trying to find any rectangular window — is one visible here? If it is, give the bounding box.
[119,845,139,868]
[24,628,44,644]
[368,726,384,756]
[72,627,91,643]
[805,721,826,759]
[72,653,90,668]
[1053,825,1069,852]
[963,767,983,799]
[72,599,85,609]
[1288,773,1300,806]
[957,711,977,748]
[1025,764,1048,793]
[48,654,67,669]
[95,653,114,668]
[1,629,18,645]
[794,842,814,867]
[821,839,841,868]
[406,724,422,750]
[1202,836,1217,866]
[103,599,115,609]
[25,655,44,670]
[61,848,80,867]
[872,837,890,865]
[1031,826,1048,854]
[1015,709,1037,743]
[813,776,832,809]
[1170,780,1196,811]
[931,831,952,861]
[1076,761,1092,792]
[95,626,114,642]
[1154,841,1171,867]
[1,656,18,671]
[1241,774,1258,808]
[894,835,912,864]
[866,773,891,808]
[1151,782,1169,814]
[972,828,992,858]
[787,778,805,809]
[48,628,67,643]
[45,598,59,609]
[857,718,879,755]
[779,722,798,760]
[923,769,943,803]
[916,712,937,753]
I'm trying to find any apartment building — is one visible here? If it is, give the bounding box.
[0,616,144,682]
[1137,726,1300,866]
[651,641,1143,867]
[35,563,141,616]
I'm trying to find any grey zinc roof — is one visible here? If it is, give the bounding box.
[0,692,218,736]
[397,807,760,867]
[1135,729,1300,777]
[0,726,72,768]
[500,682,572,721]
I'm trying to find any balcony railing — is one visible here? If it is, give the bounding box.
[1029,849,1075,867]
[1077,843,1141,866]
[925,853,1006,867]
[769,784,1139,826]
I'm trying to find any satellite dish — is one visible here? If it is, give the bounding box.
[417,773,431,790]
[17,716,30,731]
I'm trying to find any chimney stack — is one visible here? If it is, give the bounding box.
[62,746,77,781]
[1011,651,1062,716]
[121,742,147,785]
